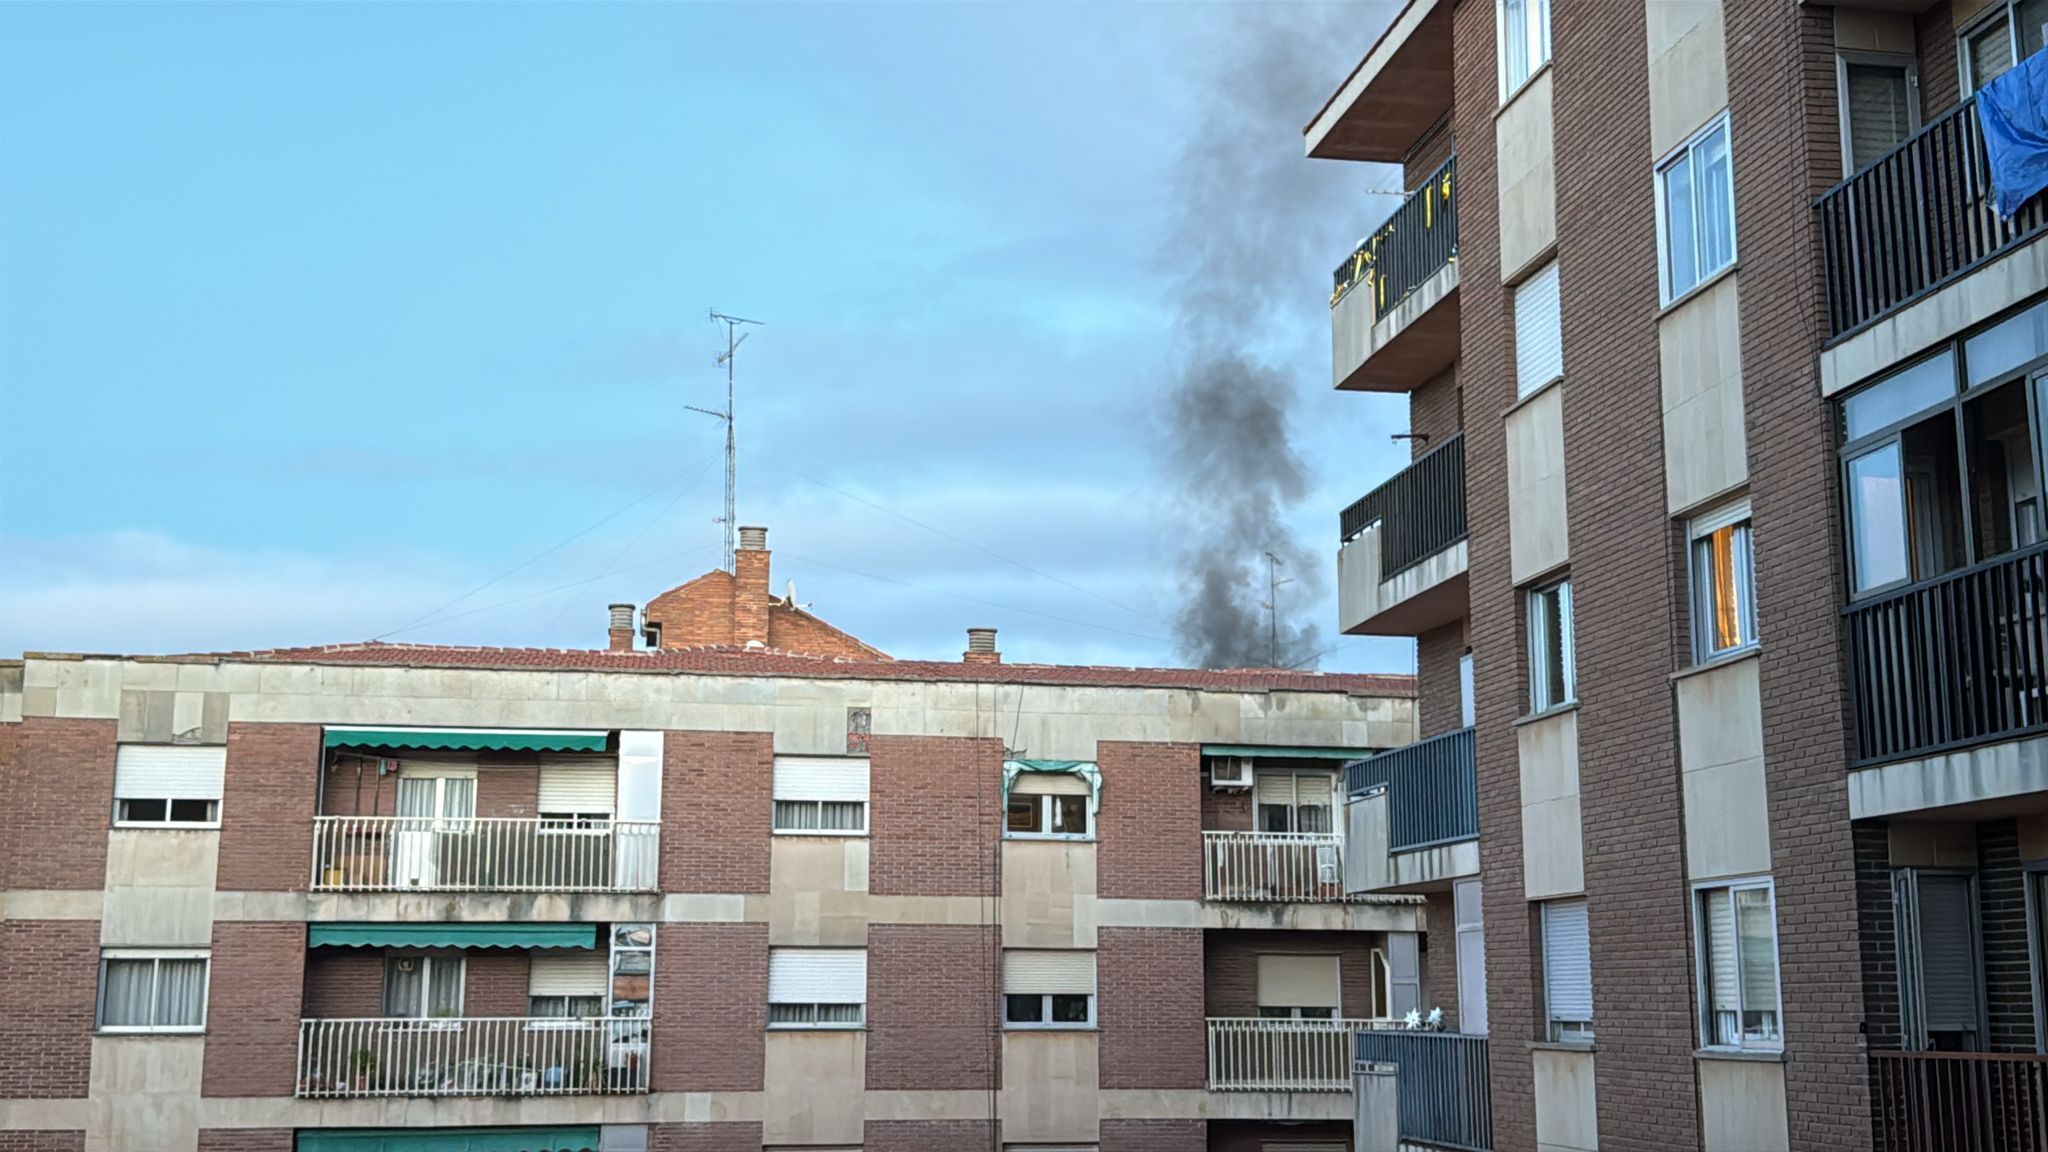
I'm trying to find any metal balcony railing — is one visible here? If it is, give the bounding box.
[1347,727,1478,852]
[310,816,660,893]
[295,1016,650,1098]
[1202,831,1349,903]
[1355,1031,1493,1151]
[1816,98,2048,343]
[1208,1017,1394,1091]
[1872,1050,2048,1152]
[1340,433,1466,580]
[1844,542,2047,766]
[1332,153,1458,321]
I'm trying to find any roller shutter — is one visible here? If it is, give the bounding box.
[1002,950,1096,995]
[1514,261,1563,397]
[767,949,867,1004]
[1256,954,1341,1010]
[537,757,615,814]
[114,746,225,800]
[1012,772,1090,797]
[1542,899,1593,1024]
[771,757,870,803]
[529,951,611,998]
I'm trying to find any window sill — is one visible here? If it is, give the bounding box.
[96,1027,206,1037]
[770,830,871,839]
[1002,834,1097,843]
[1670,645,1761,684]
[1527,1039,1597,1054]
[111,821,221,831]
[1514,702,1579,729]
[1003,1024,1098,1033]
[1500,372,1564,421]
[1496,61,1552,120]
[1658,261,1740,319]
[1694,1046,1784,1063]
[764,1023,866,1033]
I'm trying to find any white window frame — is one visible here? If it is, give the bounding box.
[383,951,466,1021]
[1691,876,1785,1053]
[1835,50,1921,174]
[114,797,221,828]
[1253,770,1339,835]
[771,799,870,837]
[1459,650,1476,729]
[1958,1,2044,96]
[1002,991,1098,1030]
[1541,900,1594,1044]
[1004,791,1094,841]
[1688,499,1758,662]
[1526,578,1576,714]
[1496,0,1552,104]
[766,948,868,1031]
[1655,112,1738,306]
[96,948,210,1034]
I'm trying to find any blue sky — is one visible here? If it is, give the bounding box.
[0,1,1411,671]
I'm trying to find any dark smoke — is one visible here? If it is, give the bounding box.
[1159,3,1385,669]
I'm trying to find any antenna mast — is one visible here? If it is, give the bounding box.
[1262,551,1292,667]
[688,309,762,573]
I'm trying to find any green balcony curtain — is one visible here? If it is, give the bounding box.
[306,923,598,950]
[296,1128,600,1152]
[1199,743,1376,761]
[1002,758,1102,817]
[321,727,607,753]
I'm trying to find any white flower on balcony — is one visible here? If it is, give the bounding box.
[1403,1008,1423,1030]
[1427,1006,1445,1031]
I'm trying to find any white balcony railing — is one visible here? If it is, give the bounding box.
[1203,831,1350,902]
[310,816,660,893]
[1207,1016,1394,1092]
[296,1016,651,1098]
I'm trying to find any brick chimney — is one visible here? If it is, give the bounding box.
[963,627,1000,664]
[607,604,636,652]
[734,526,772,646]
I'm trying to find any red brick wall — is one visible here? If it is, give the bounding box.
[0,921,97,1097]
[1416,619,1468,740]
[195,1133,291,1152]
[865,924,997,1090]
[1410,365,1463,458]
[301,948,383,1018]
[1426,889,1459,1029]
[1403,121,1456,190]
[648,1124,762,1152]
[868,735,1003,897]
[660,730,771,894]
[766,605,886,660]
[1098,927,1205,1090]
[462,949,532,1018]
[1099,1119,1206,1151]
[861,1121,996,1150]
[1203,929,1384,1018]
[6,718,114,889]
[651,923,765,1092]
[1979,819,2035,1052]
[217,723,321,892]
[1854,821,1902,1052]
[1096,742,1202,900]
[1201,772,1253,832]
[319,754,397,817]
[643,571,737,648]
[0,1135,85,1152]
[0,718,19,890]
[474,754,539,818]
[202,922,306,1097]
[1916,1,1962,120]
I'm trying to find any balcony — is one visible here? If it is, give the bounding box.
[1345,728,1480,894]
[1339,432,1468,636]
[1355,1031,1492,1151]
[1332,154,1460,393]
[1203,831,1350,903]
[1844,542,2046,767]
[1207,1017,1389,1092]
[1304,0,1452,164]
[1817,97,2048,346]
[295,1016,650,1098]
[311,816,660,893]
[1871,1050,2048,1152]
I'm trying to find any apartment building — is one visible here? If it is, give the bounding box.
[1311,1,2047,1150]
[0,527,1444,1152]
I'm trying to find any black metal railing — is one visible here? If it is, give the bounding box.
[1355,1031,1493,1152]
[1346,726,1477,852]
[1846,542,2047,766]
[1872,1050,2048,1152]
[1332,153,1458,322]
[1340,432,1467,580]
[1817,98,2048,343]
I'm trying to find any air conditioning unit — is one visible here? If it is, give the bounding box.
[1209,757,1253,790]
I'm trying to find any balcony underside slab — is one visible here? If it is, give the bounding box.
[1335,262,1461,393]
[1340,534,1469,637]
[1305,0,1452,164]
[1377,838,1481,895]
[1848,733,2048,821]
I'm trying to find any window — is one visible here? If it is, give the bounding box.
[529,950,610,1020]
[384,953,464,1019]
[1006,772,1093,839]
[97,949,208,1032]
[1961,0,2047,95]
[1002,950,1096,1030]
[537,756,616,833]
[1513,261,1563,398]
[1690,501,1757,660]
[771,756,870,835]
[1497,0,1551,100]
[1541,899,1593,1042]
[1256,953,1342,1020]
[1459,650,1476,729]
[1693,879,1782,1050]
[1837,54,1919,172]
[1455,878,1488,1035]
[1254,772,1336,834]
[1893,870,1985,1051]
[1526,579,1575,713]
[767,948,866,1029]
[113,746,224,827]
[1657,114,1736,303]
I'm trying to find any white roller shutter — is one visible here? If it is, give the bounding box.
[1012,772,1090,797]
[1257,954,1341,1010]
[1543,899,1593,1023]
[767,948,867,1004]
[1514,261,1563,397]
[538,756,616,813]
[1002,950,1096,995]
[114,746,225,800]
[1294,775,1334,807]
[772,757,870,803]
[1254,774,1295,806]
[529,951,611,998]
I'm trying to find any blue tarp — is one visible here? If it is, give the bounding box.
[1979,49,2048,218]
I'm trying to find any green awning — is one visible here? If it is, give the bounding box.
[307,923,597,950]
[322,726,607,753]
[297,1127,599,1152]
[1202,743,1375,761]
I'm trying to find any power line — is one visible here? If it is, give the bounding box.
[381,543,719,639]
[537,458,717,636]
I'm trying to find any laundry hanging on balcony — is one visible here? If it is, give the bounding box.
[1979,48,2048,218]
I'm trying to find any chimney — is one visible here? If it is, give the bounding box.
[607,604,637,652]
[733,526,772,646]
[963,627,1001,664]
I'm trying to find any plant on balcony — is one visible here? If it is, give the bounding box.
[348,1046,377,1091]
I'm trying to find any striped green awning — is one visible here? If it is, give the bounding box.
[1201,743,1375,761]
[321,727,607,753]
[296,1128,599,1152]
[306,923,597,950]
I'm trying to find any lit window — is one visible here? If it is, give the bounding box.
[1540,900,1593,1043]
[1497,0,1552,100]
[1658,114,1737,303]
[1690,502,1757,660]
[1526,579,1575,713]
[1694,879,1782,1050]
[98,950,209,1032]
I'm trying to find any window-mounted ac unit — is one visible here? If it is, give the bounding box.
[1209,757,1253,790]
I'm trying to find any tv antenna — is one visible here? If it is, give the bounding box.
[687,309,762,573]
[1262,550,1292,668]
